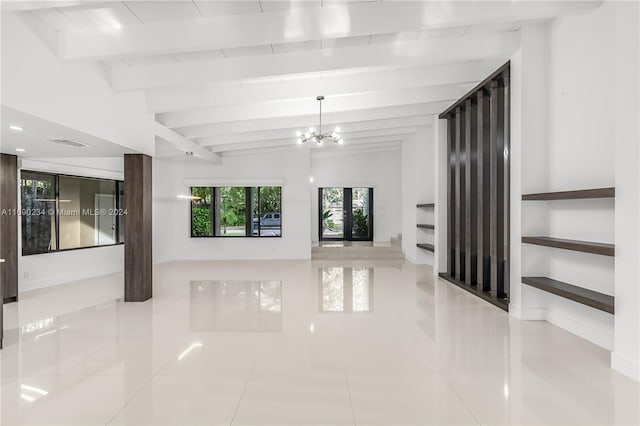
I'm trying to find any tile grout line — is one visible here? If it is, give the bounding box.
[103,356,175,425]
[229,353,260,426]
[344,368,356,426]
[437,369,483,426]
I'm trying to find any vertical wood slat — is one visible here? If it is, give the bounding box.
[1,154,18,304]
[478,91,492,291]
[492,80,507,297]
[454,107,462,281]
[447,118,455,276]
[489,80,500,296]
[476,92,485,291]
[501,74,511,297]
[464,99,477,286]
[459,107,466,282]
[496,82,506,297]
[124,154,153,302]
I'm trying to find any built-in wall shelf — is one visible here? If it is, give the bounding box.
[417,203,434,208]
[522,236,614,257]
[522,187,615,201]
[417,224,435,230]
[522,276,614,314]
[417,243,435,252]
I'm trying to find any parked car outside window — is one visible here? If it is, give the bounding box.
[252,212,281,236]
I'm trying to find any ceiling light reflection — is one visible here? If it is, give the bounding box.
[177,342,203,361]
[20,394,35,403]
[21,384,48,396]
[34,329,57,340]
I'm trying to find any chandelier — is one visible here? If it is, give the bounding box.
[296,96,343,146]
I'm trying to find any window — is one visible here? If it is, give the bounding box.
[20,171,125,255]
[21,172,57,255]
[190,186,282,238]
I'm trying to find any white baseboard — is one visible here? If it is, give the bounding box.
[612,352,640,382]
[509,303,545,320]
[507,305,613,351]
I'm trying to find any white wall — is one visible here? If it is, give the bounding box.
[513,7,617,350]
[18,158,125,292]
[433,119,448,274]
[154,149,312,262]
[310,147,402,244]
[507,2,639,380]
[401,127,435,264]
[612,0,640,382]
[1,13,154,155]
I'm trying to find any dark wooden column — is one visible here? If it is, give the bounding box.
[124,154,152,302]
[1,154,18,304]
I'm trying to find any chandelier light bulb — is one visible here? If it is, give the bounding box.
[297,139,303,144]
[309,127,315,133]
[331,132,338,138]
[296,130,302,137]
[334,126,341,133]
[304,132,310,138]
[338,139,344,145]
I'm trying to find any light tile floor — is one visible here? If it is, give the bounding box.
[1,260,638,425]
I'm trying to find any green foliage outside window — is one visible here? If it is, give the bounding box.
[192,207,211,236]
[190,186,281,237]
[352,208,369,237]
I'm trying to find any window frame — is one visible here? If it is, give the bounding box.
[189,185,282,239]
[20,170,125,256]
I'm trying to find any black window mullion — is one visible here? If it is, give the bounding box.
[115,181,121,243]
[245,187,251,237]
[257,187,261,237]
[210,187,215,237]
[55,175,60,252]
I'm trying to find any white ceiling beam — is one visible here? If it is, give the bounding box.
[146,59,502,113]
[223,140,402,159]
[199,126,418,148]
[58,1,599,62]
[60,2,422,61]
[158,85,464,128]
[111,32,520,91]
[177,102,443,139]
[212,134,409,154]
[154,122,220,163]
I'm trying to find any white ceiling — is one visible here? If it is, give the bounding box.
[1,106,138,157]
[4,0,603,158]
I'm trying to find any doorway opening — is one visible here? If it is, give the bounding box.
[319,187,373,241]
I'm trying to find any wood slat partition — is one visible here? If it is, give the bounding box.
[439,62,510,310]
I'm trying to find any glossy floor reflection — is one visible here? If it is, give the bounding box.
[1,260,638,425]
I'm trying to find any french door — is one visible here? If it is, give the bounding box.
[319,187,373,241]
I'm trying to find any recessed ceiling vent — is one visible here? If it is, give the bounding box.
[50,139,89,148]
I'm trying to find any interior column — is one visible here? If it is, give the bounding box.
[124,154,153,302]
[1,154,18,305]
